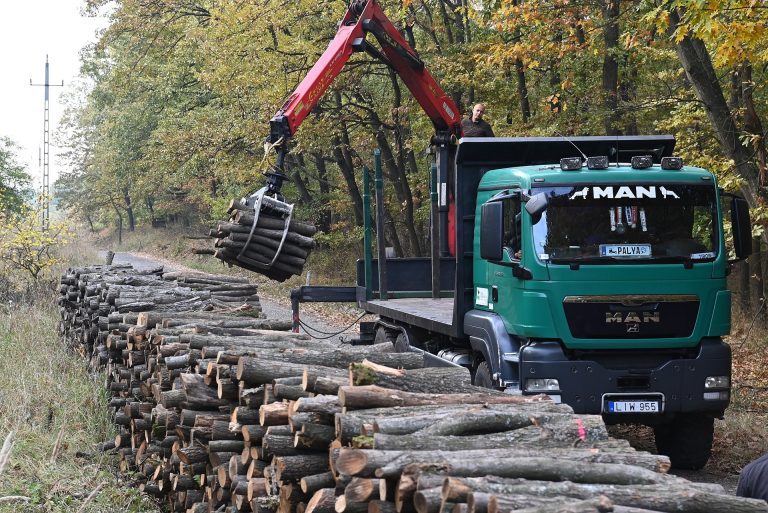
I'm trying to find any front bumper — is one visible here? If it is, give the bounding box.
[519,337,731,423]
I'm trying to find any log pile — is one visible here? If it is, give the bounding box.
[58,265,266,361]
[209,200,317,282]
[57,264,768,513]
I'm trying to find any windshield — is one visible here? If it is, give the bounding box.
[531,184,718,264]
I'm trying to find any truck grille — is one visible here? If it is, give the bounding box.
[563,295,699,339]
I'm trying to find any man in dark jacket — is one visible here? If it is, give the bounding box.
[462,103,495,137]
[737,452,768,502]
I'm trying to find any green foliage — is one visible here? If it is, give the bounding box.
[0,137,32,214]
[58,0,768,252]
[0,198,73,282]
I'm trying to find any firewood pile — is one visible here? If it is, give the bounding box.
[58,264,267,364]
[208,200,317,282]
[57,264,767,513]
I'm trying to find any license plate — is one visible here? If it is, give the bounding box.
[600,244,651,257]
[607,400,659,413]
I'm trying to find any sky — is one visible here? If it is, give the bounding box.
[0,1,106,188]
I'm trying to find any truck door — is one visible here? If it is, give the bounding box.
[486,195,526,319]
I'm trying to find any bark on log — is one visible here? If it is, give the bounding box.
[369,501,398,513]
[345,478,382,503]
[373,416,609,451]
[336,448,671,479]
[238,358,345,387]
[301,473,337,495]
[338,386,549,410]
[455,478,768,513]
[293,425,334,451]
[181,373,230,410]
[304,371,350,394]
[483,494,615,513]
[231,210,318,238]
[349,364,474,394]
[274,454,330,483]
[373,403,574,435]
[261,402,290,426]
[306,488,337,513]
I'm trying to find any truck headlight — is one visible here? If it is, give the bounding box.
[704,376,729,389]
[525,378,560,392]
[703,391,729,401]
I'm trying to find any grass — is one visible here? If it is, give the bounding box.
[0,238,160,513]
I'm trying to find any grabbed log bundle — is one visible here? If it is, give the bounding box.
[209,200,318,282]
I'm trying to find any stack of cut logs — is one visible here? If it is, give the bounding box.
[58,264,768,513]
[58,265,264,362]
[209,200,317,282]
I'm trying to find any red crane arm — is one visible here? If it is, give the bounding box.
[269,0,463,144]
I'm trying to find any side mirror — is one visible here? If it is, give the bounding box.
[525,192,548,224]
[480,202,504,261]
[730,196,752,259]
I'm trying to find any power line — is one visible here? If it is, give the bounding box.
[30,55,63,230]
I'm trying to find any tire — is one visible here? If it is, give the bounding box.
[374,326,396,346]
[394,332,410,353]
[653,414,714,470]
[472,361,494,389]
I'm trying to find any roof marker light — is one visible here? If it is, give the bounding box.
[631,155,653,169]
[560,157,582,171]
[587,156,609,170]
[661,157,684,170]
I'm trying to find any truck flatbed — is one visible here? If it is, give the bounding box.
[362,297,455,335]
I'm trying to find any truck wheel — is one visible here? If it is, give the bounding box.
[394,332,410,353]
[472,361,494,389]
[653,414,714,470]
[374,326,396,346]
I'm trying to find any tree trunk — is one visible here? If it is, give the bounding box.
[602,0,620,135]
[740,62,768,187]
[372,402,572,436]
[333,91,364,226]
[311,151,332,233]
[666,8,763,210]
[752,236,765,320]
[740,259,751,314]
[335,448,665,485]
[368,105,420,257]
[123,187,135,232]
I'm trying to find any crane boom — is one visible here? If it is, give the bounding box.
[269,0,462,146]
[260,0,459,260]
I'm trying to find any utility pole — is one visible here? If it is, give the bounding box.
[30,55,64,230]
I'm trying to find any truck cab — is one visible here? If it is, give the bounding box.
[465,136,751,469]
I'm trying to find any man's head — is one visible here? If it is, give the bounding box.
[471,103,486,123]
